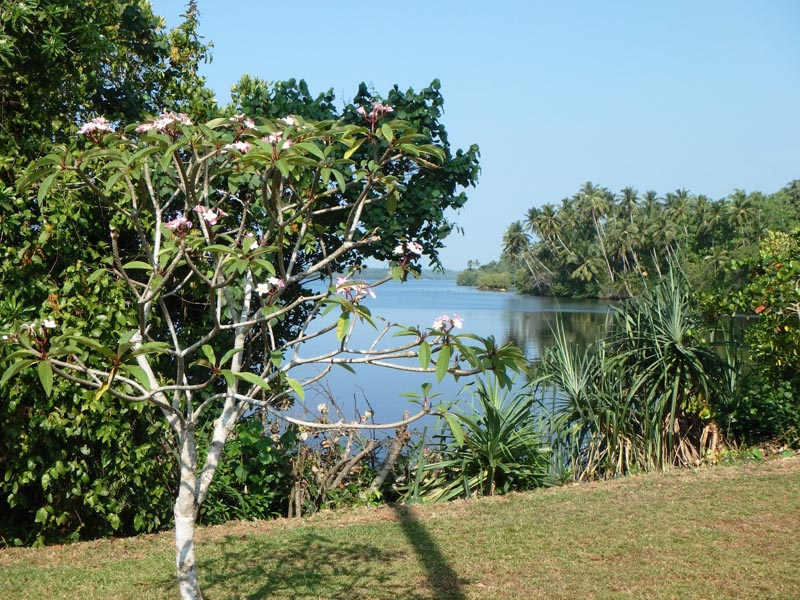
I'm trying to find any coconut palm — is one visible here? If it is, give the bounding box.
[577,181,615,283]
[502,220,531,268]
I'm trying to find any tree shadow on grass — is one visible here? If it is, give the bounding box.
[391,504,469,600]
[167,505,469,599]
[183,527,431,599]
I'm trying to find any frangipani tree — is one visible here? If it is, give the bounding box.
[3,108,524,599]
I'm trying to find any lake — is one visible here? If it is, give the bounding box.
[292,280,612,428]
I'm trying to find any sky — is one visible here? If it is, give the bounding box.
[149,0,800,270]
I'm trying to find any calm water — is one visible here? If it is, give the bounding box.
[293,280,612,425]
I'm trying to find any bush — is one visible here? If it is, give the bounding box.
[456,269,479,286]
[404,376,551,502]
[476,271,512,290]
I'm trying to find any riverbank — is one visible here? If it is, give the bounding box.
[2,455,797,599]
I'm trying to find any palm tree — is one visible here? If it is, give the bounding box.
[665,188,693,240]
[534,203,575,259]
[727,189,755,243]
[577,181,615,283]
[502,221,531,268]
[617,186,640,224]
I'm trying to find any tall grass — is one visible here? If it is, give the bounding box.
[534,270,727,480]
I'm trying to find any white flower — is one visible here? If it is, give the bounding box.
[42,319,56,329]
[393,240,423,256]
[299,430,309,441]
[255,283,271,295]
[223,141,252,153]
[433,314,462,331]
[280,115,298,126]
[78,116,113,136]
[317,402,329,414]
[407,241,423,255]
[271,433,281,443]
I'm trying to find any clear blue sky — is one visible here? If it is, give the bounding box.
[149,0,800,270]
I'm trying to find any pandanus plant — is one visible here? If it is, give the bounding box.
[535,268,725,480]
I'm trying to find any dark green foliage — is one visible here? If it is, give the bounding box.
[226,77,480,269]
[0,0,214,546]
[708,226,800,447]
[200,418,296,524]
[0,384,175,546]
[722,375,799,447]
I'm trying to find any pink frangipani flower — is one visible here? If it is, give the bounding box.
[78,116,114,136]
[336,276,376,303]
[136,111,192,135]
[223,140,252,154]
[356,101,394,125]
[432,314,462,332]
[193,205,228,226]
[164,216,192,232]
[393,240,424,256]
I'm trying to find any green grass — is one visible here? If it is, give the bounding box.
[2,457,798,599]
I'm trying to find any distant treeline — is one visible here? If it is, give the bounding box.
[458,180,800,298]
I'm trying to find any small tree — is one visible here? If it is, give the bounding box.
[3,109,523,598]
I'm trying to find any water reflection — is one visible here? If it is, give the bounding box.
[293,280,613,424]
[504,307,613,362]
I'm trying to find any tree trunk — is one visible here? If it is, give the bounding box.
[175,423,203,600]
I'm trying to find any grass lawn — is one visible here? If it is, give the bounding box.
[1,456,798,599]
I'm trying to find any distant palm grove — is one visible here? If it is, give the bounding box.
[459,180,800,299]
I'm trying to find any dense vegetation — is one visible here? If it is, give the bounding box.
[463,181,800,299]
[1,0,797,568]
[458,180,800,458]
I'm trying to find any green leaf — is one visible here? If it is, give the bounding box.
[219,348,243,367]
[200,344,216,364]
[233,371,271,391]
[332,168,346,193]
[285,376,305,401]
[122,261,153,271]
[294,141,325,160]
[381,123,394,143]
[435,344,452,383]
[343,137,366,160]
[0,359,37,387]
[443,412,466,447]
[34,507,49,524]
[87,267,107,284]
[160,140,183,171]
[418,341,431,369]
[386,190,398,214]
[37,361,53,397]
[336,313,350,340]
[119,365,151,390]
[37,171,59,204]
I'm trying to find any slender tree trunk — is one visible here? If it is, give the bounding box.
[175,423,203,600]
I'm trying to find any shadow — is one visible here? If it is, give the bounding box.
[158,506,471,599]
[165,525,444,600]
[391,504,468,600]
